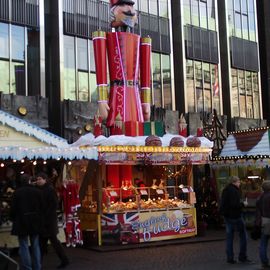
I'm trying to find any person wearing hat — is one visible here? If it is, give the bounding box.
[256,180,270,269]
[220,176,252,264]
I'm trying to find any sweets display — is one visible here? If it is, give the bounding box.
[102,197,192,213]
[145,135,162,146]
[186,136,201,147]
[169,137,185,147]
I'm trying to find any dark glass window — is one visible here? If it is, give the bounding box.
[201,29,210,61]
[231,36,258,72]
[185,25,218,64]
[193,27,201,59]
[27,27,40,96]
[11,62,25,95]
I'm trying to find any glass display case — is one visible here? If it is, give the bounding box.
[101,184,195,213]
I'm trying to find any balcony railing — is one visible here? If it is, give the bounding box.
[0,0,39,28]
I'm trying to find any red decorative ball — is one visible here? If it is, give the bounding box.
[186,136,201,147]
[145,135,162,146]
[169,137,184,147]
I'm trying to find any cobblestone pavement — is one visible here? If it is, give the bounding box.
[38,234,265,270]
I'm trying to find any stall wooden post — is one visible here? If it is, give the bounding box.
[97,163,105,246]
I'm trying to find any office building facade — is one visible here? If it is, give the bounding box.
[0,0,267,141]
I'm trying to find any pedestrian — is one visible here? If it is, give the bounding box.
[36,172,69,269]
[255,180,270,269]
[10,173,43,270]
[219,175,251,264]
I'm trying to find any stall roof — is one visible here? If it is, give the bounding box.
[218,128,270,159]
[71,133,213,148]
[72,133,213,165]
[0,110,98,160]
[0,110,68,148]
[0,146,98,161]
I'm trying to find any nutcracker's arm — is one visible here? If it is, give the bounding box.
[140,37,152,122]
[92,31,110,119]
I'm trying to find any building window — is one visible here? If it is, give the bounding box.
[149,0,158,16]
[230,68,260,118]
[63,35,76,100]
[186,60,195,112]
[159,0,168,18]
[0,22,40,95]
[63,35,172,108]
[162,54,172,109]
[63,36,100,102]
[152,52,162,107]
[0,23,9,94]
[185,60,221,113]
[229,0,256,41]
[151,52,172,109]
[139,0,148,13]
[27,28,40,96]
[183,0,191,25]
[184,0,216,30]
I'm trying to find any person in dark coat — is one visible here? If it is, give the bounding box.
[36,172,69,269]
[255,180,270,269]
[220,176,251,264]
[10,173,43,270]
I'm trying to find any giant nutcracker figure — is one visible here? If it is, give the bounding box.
[92,0,152,187]
[92,0,151,136]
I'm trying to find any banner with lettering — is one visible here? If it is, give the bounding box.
[101,208,196,244]
[135,208,196,242]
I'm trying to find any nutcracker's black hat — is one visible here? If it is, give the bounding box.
[111,0,135,6]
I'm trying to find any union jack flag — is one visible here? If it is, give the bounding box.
[102,212,139,231]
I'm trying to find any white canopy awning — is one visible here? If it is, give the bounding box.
[0,146,98,160]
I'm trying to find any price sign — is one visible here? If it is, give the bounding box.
[109,191,118,197]
[182,188,189,193]
[156,189,164,195]
[140,190,148,195]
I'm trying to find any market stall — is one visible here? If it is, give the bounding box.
[0,110,98,247]
[74,133,213,246]
[211,127,270,226]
